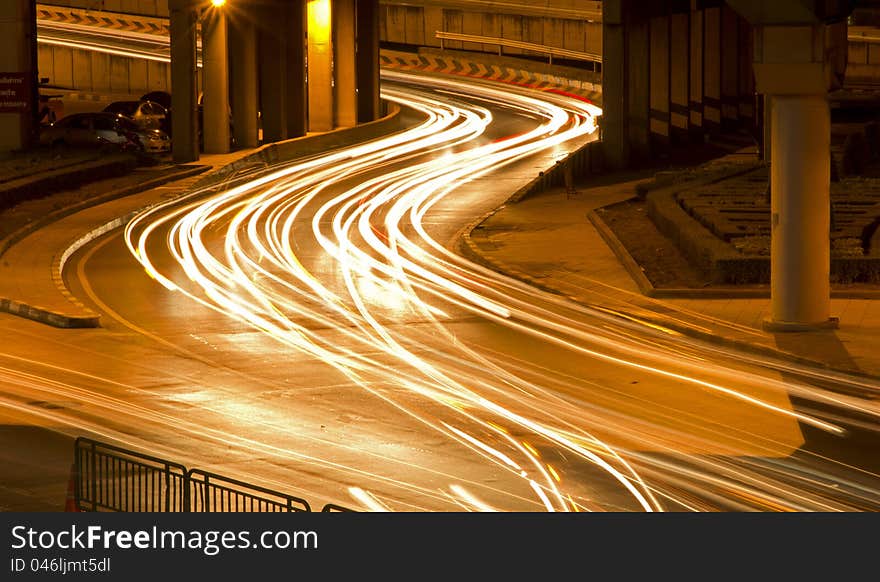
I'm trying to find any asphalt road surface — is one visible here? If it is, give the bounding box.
[3,72,879,512]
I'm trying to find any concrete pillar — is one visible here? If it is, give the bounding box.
[688,4,704,141]
[761,94,771,161]
[356,0,381,123]
[600,0,627,170]
[649,13,670,150]
[727,1,853,331]
[257,0,305,144]
[702,6,721,133]
[334,0,357,128]
[202,8,229,154]
[601,0,650,169]
[768,95,832,328]
[670,11,689,143]
[747,21,847,331]
[308,0,334,132]
[285,0,307,139]
[169,0,198,163]
[720,5,740,130]
[626,16,651,163]
[230,17,258,148]
[0,0,37,153]
[259,1,286,143]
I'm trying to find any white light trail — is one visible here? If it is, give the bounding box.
[120,71,880,512]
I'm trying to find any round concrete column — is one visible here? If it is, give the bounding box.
[308,0,334,132]
[765,94,837,331]
[202,9,230,154]
[333,0,357,128]
[231,19,259,148]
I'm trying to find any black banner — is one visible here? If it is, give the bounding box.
[0,512,876,579]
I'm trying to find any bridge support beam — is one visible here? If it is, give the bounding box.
[356,0,381,123]
[259,0,306,143]
[766,94,834,330]
[649,11,670,151]
[285,1,308,139]
[601,0,650,170]
[724,4,851,330]
[308,0,334,132]
[334,0,358,128]
[169,0,199,163]
[202,7,229,154]
[307,0,367,132]
[230,16,259,148]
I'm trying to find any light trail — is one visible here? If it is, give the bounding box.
[37,20,175,64]
[119,71,880,511]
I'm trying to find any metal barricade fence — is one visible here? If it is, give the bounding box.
[74,437,349,512]
[75,437,187,512]
[187,470,311,513]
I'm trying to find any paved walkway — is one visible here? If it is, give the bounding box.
[463,176,880,379]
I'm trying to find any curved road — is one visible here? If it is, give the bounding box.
[4,72,880,512]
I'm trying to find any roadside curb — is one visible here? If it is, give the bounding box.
[587,208,656,297]
[456,172,877,380]
[0,165,210,328]
[462,210,875,379]
[1,105,405,330]
[0,296,99,328]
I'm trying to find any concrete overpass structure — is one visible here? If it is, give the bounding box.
[2,0,382,159]
[167,0,381,161]
[0,0,869,332]
[602,0,854,331]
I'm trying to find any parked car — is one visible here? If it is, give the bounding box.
[140,90,171,110]
[103,100,168,132]
[39,112,170,154]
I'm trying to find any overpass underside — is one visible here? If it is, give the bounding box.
[602,0,853,331]
[601,0,758,170]
[167,0,381,161]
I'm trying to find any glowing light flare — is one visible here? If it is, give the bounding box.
[308,0,331,42]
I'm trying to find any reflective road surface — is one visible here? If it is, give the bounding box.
[4,72,880,511]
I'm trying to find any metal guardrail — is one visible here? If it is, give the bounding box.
[74,437,354,513]
[385,0,602,21]
[188,470,311,513]
[75,438,187,512]
[435,31,602,65]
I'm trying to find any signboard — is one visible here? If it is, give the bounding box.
[0,73,31,113]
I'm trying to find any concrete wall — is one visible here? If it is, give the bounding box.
[602,0,757,171]
[380,3,602,58]
[38,43,170,95]
[38,0,168,18]
[846,30,880,87]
